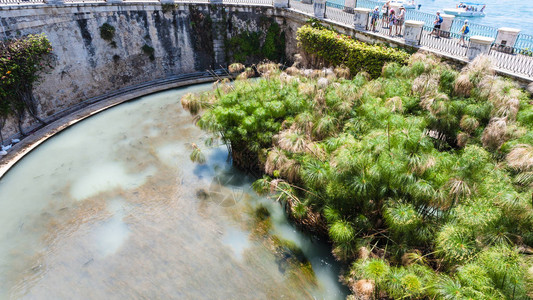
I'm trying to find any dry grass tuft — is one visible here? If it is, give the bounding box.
[293,53,303,67]
[298,82,316,97]
[506,144,533,172]
[481,117,508,150]
[294,112,314,135]
[228,62,245,73]
[413,73,440,99]
[408,52,439,68]
[257,62,279,75]
[317,77,329,89]
[527,82,533,96]
[334,65,351,79]
[427,94,449,115]
[385,96,403,113]
[456,132,470,148]
[358,246,370,260]
[352,280,374,300]
[314,89,326,111]
[464,55,494,80]
[410,156,436,175]
[265,148,287,175]
[366,80,384,97]
[276,128,309,153]
[285,66,300,76]
[243,67,255,78]
[180,92,202,115]
[454,73,473,97]
[459,115,480,133]
[236,72,249,81]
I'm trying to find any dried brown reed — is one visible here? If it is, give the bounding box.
[506,144,533,172]
[228,62,245,73]
[481,117,508,150]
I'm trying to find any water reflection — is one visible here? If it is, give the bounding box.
[0,84,347,299]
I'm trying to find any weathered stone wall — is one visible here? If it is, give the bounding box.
[0,3,279,140]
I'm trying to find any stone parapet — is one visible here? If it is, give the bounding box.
[353,8,370,31]
[467,35,494,60]
[403,20,424,46]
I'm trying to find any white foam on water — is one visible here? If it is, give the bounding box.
[221,226,250,261]
[91,198,131,257]
[70,162,156,200]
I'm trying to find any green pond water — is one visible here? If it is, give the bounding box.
[0,83,348,299]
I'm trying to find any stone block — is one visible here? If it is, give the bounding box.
[467,35,494,60]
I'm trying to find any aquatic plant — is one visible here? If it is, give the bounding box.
[181,49,533,298]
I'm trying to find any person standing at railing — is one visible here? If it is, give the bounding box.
[396,6,405,36]
[371,6,380,32]
[382,1,391,28]
[458,20,469,47]
[388,9,397,36]
[431,11,443,38]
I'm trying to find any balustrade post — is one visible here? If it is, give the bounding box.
[274,0,289,8]
[344,0,355,13]
[495,27,521,53]
[440,14,454,38]
[314,0,326,19]
[466,35,494,60]
[403,20,424,46]
[353,7,370,31]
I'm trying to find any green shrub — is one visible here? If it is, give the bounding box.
[296,25,409,78]
[99,23,115,42]
[0,34,53,138]
[141,44,155,61]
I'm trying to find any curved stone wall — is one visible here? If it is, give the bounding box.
[0,3,280,139]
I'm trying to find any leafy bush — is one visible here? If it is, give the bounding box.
[296,25,410,78]
[141,44,155,61]
[99,23,115,42]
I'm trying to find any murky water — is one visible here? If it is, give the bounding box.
[0,84,348,299]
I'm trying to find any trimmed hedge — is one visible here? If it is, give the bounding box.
[296,25,410,78]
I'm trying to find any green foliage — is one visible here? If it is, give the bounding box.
[296,25,410,78]
[141,44,155,61]
[161,3,178,13]
[263,22,285,62]
[225,20,285,63]
[182,51,533,299]
[99,23,115,42]
[0,34,52,138]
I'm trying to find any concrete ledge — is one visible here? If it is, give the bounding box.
[469,35,494,45]
[353,7,370,13]
[498,27,521,34]
[405,20,424,27]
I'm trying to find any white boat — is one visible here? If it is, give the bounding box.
[443,2,486,17]
[390,0,417,9]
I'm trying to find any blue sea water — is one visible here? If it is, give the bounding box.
[413,0,533,36]
[346,0,533,48]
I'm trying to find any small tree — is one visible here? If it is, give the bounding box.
[0,34,53,140]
